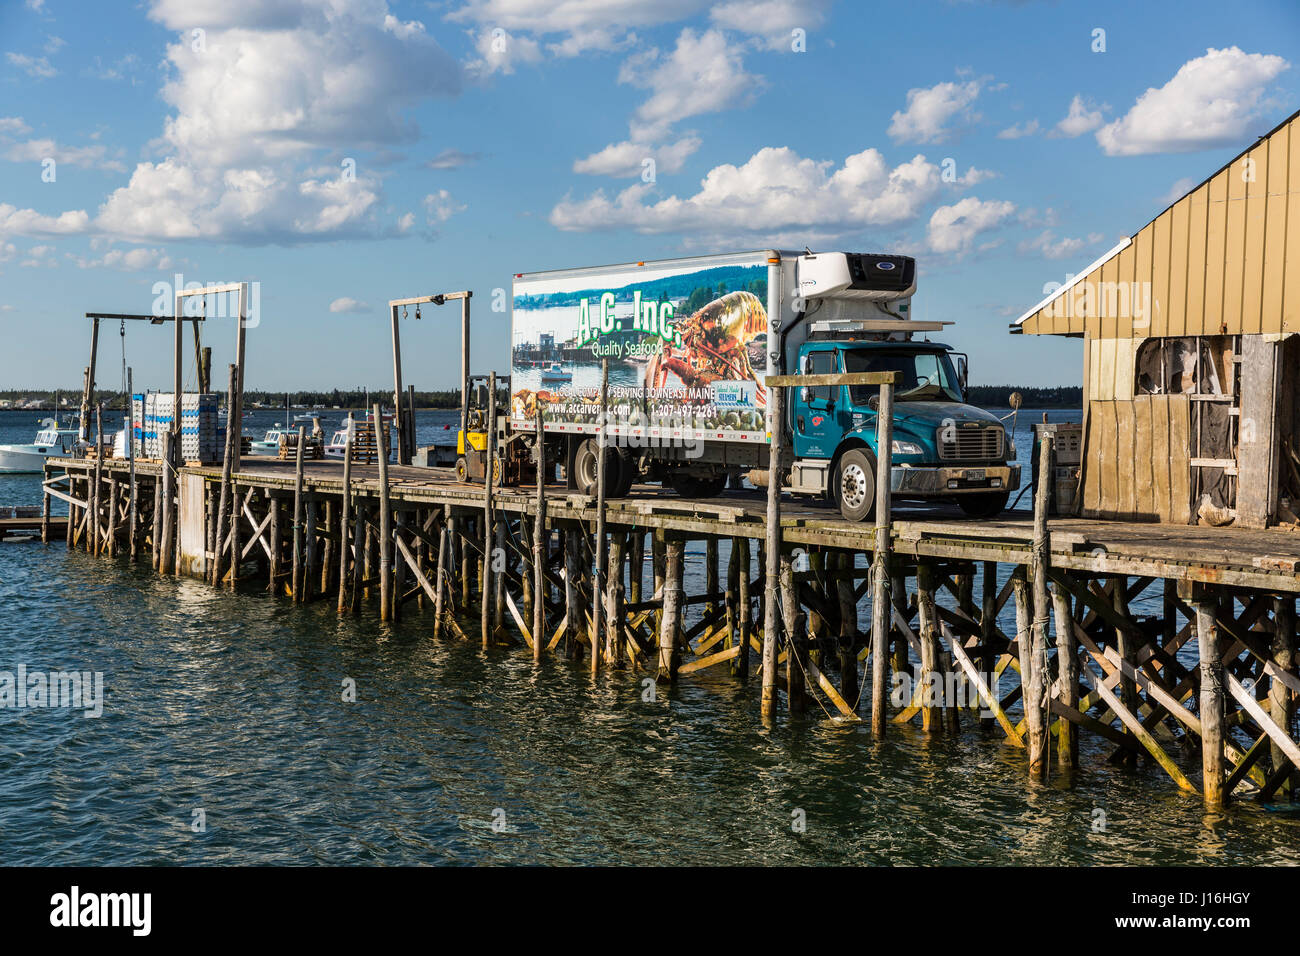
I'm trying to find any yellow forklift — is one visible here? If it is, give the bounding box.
[455,374,534,486]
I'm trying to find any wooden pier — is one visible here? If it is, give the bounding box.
[45,447,1300,809]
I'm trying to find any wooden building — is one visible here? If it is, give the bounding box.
[1014,108,1300,529]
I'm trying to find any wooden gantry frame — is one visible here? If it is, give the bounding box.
[387,290,472,466]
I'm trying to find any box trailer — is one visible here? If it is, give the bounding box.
[471,249,1020,520]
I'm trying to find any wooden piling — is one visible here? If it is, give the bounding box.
[917,562,942,733]
[605,531,626,666]
[657,535,683,683]
[591,358,609,676]
[761,382,784,721]
[40,480,50,544]
[532,413,547,662]
[212,364,237,585]
[291,426,306,603]
[837,552,859,705]
[870,381,894,735]
[736,538,751,682]
[1013,569,1048,778]
[1196,597,1225,808]
[376,405,393,623]
[1051,581,1079,768]
[337,420,353,613]
[481,378,496,648]
[1026,435,1052,780]
[1270,596,1296,792]
[781,549,805,715]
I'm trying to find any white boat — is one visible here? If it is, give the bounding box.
[540,362,572,384]
[0,418,81,473]
[249,426,290,456]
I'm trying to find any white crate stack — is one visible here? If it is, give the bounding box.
[133,392,224,462]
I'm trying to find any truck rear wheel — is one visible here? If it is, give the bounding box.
[668,473,727,498]
[957,491,1010,518]
[834,448,877,523]
[573,438,626,497]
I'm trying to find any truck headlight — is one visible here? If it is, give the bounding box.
[891,440,923,455]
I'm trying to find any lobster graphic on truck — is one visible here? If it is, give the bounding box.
[472,250,1020,521]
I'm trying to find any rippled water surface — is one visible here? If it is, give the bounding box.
[2,409,1298,865]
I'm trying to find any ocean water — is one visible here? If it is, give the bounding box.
[1,407,1297,865]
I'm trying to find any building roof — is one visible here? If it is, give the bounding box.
[1013,107,1300,338]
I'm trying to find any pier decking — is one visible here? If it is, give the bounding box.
[46,452,1300,809]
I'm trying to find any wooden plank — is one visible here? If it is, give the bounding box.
[1150,395,1173,522]
[765,371,897,387]
[940,622,1023,747]
[1115,399,1136,518]
[1168,396,1192,525]
[805,659,861,721]
[678,644,741,676]
[1225,671,1300,770]
[1133,396,1154,519]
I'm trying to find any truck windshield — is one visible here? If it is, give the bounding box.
[844,349,963,404]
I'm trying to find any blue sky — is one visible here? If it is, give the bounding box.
[0,0,1296,393]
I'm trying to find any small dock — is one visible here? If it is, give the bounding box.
[45,452,1300,810]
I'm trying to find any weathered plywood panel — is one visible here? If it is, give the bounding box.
[1150,395,1174,519]
[1168,396,1192,525]
[1133,396,1155,518]
[1082,400,1105,516]
[1237,336,1279,529]
[178,472,207,579]
[1115,400,1137,517]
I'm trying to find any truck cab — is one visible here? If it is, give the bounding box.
[787,338,1020,521]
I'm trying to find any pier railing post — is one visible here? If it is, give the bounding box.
[1026,434,1053,780]
[337,418,353,614]
[292,424,307,604]
[870,380,894,735]
[761,382,783,721]
[1195,594,1226,808]
[481,378,496,648]
[591,358,609,675]
[533,407,547,663]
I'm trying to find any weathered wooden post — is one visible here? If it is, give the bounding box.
[1271,596,1296,790]
[159,430,175,572]
[837,552,859,704]
[657,535,684,682]
[91,404,103,556]
[481,377,496,648]
[761,382,784,721]
[591,358,609,675]
[870,379,894,735]
[40,477,50,544]
[1051,581,1079,768]
[291,425,306,603]
[268,496,281,594]
[1196,596,1225,808]
[337,418,353,614]
[212,364,237,585]
[434,517,449,638]
[605,532,626,665]
[564,528,582,661]
[127,367,138,562]
[735,538,751,681]
[780,549,805,715]
[1025,434,1053,780]
[1012,568,1048,778]
[376,405,394,622]
[533,407,547,663]
[917,562,943,732]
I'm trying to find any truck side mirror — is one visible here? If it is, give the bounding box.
[799,386,811,403]
[956,354,969,392]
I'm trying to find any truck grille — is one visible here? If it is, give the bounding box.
[937,424,1003,461]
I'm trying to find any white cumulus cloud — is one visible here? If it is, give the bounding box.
[889,79,982,144]
[1053,95,1106,138]
[329,297,370,313]
[927,196,1016,255]
[1096,47,1289,156]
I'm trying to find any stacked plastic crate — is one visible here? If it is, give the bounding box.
[134,392,225,462]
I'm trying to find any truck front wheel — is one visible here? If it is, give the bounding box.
[957,492,1010,518]
[834,448,877,523]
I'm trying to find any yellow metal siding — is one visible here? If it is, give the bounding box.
[1019,111,1300,338]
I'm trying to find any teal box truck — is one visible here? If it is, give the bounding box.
[509,250,1020,521]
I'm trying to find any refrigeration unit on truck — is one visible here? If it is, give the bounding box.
[460,249,1020,521]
